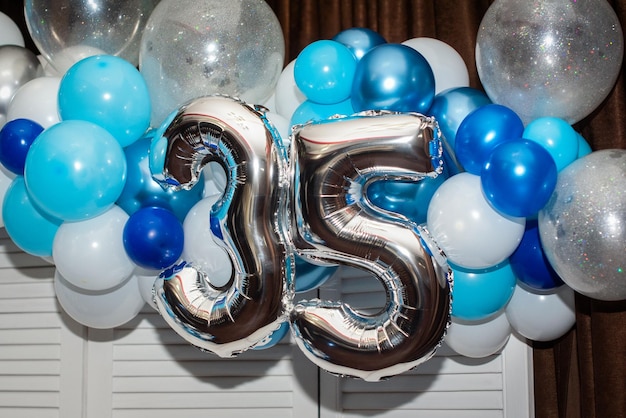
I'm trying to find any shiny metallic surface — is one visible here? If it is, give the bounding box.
[290,112,451,381]
[152,96,293,357]
[0,45,41,118]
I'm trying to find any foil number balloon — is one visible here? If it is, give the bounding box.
[151,96,451,380]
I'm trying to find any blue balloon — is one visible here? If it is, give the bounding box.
[294,40,357,105]
[117,132,204,222]
[58,54,151,147]
[0,118,44,175]
[2,176,61,257]
[451,261,516,321]
[455,104,524,175]
[294,255,338,293]
[523,117,579,171]
[577,133,592,158]
[509,219,564,291]
[481,139,558,217]
[427,87,492,152]
[24,120,127,222]
[290,99,354,130]
[351,43,435,113]
[123,206,184,270]
[366,174,447,225]
[332,27,387,60]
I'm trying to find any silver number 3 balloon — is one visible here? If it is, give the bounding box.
[150,96,451,381]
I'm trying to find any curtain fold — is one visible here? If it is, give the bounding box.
[2,1,626,416]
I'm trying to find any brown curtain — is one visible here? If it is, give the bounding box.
[2,1,626,416]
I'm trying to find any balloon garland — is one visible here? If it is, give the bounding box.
[0,0,624,379]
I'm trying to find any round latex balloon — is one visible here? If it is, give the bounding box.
[539,149,626,301]
[58,55,151,147]
[0,45,41,119]
[274,60,307,121]
[6,76,61,129]
[522,117,579,172]
[505,284,576,342]
[351,43,435,113]
[402,37,469,94]
[52,205,135,292]
[24,120,127,222]
[290,99,354,129]
[427,172,525,269]
[0,166,14,227]
[54,271,145,329]
[24,0,159,74]
[133,266,160,310]
[0,118,44,175]
[0,12,25,47]
[2,176,61,257]
[476,0,624,124]
[139,0,285,126]
[445,312,511,358]
[333,27,387,60]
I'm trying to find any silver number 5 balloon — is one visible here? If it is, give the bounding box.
[290,112,451,381]
[149,96,293,358]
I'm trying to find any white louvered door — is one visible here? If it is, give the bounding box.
[0,231,534,417]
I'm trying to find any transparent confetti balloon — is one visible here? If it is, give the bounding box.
[139,0,285,127]
[476,0,624,124]
[25,0,159,75]
[539,150,626,301]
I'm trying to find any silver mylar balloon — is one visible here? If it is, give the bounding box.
[139,0,285,127]
[476,0,624,124]
[25,0,159,74]
[0,45,41,118]
[539,149,626,301]
[150,95,292,357]
[290,112,451,381]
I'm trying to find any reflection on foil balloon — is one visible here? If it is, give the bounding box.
[149,96,292,357]
[0,45,41,119]
[290,112,451,381]
[539,150,626,301]
[139,0,285,126]
[476,0,624,124]
[24,0,158,74]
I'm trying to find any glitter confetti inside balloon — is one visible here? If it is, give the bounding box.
[476,0,624,124]
[539,149,626,301]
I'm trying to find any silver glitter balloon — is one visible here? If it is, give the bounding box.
[476,0,624,124]
[139,0,285,127]
[0,45,41,117]
[539,149,626,301]
[25,0,159,74]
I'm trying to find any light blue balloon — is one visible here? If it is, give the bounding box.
[24,120,127,221]
[290,99,354,131]
[333,27,387,60]
[522,117,579,172]
[294,40,357,105]
[58,54,151,147]
[3,176,61,257]
[577,133,592,158]
[451,261,517,321]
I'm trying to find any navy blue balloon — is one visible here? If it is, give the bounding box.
[117,132,204,222]
[0,118,44,175]
[510,219,564,291]
[367,175,447,225]
[332,27,387,60]
[351,43,435,113]
[294,255,338,293]
[454,104,524,175]
[481,139,557,217]
[123,206,184,270]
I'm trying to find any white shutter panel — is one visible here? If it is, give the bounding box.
[86,302,319,418]
[318,266,534,418]
[0,231,84,418]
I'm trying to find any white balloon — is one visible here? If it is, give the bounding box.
[427,172,525,269]
[52,205,135,291]
[274,60,306,121]
[54,270,145,329]
[44,45,107,76]
[0,165,15,227]
[402,37,469,94]
[0,12,25,48]
[133,266,160,311]
[445,311,511,358]
[182,195,232,288]
[7,76,61,128]
[265,111,290,146]
[505,283,576,342]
